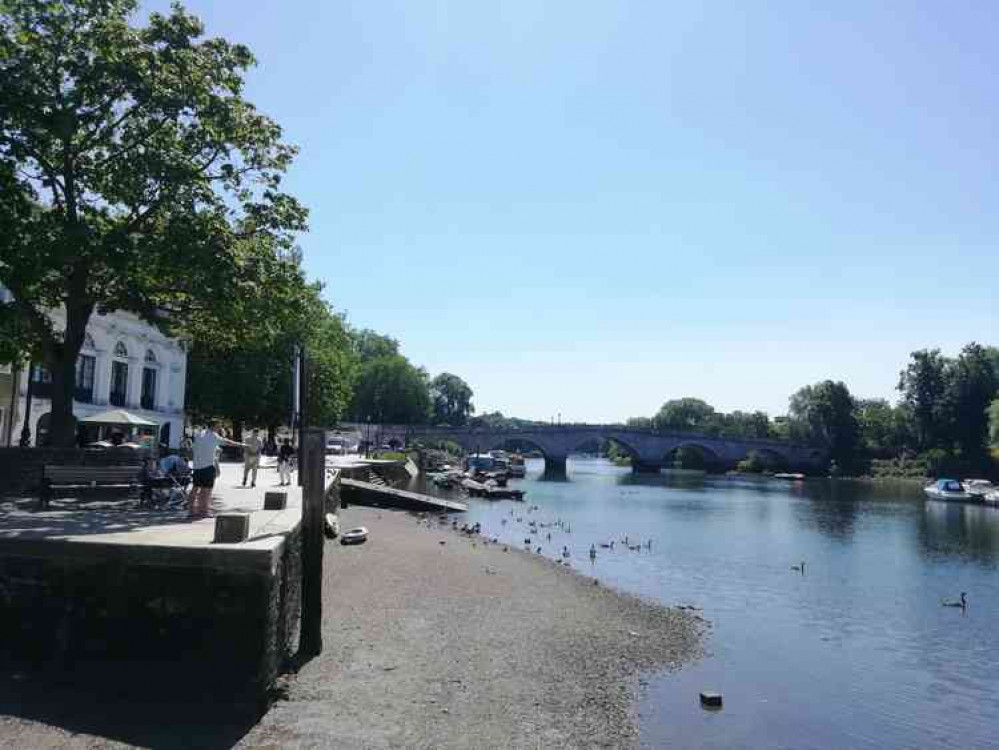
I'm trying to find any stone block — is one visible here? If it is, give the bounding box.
[213,513,250,544]
[264,491,287,510]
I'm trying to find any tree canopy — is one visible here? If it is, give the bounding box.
[0,0,306,445]
[430,372,474,426]
[788,380,860,471]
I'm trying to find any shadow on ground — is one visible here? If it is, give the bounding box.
[0,665,266,749]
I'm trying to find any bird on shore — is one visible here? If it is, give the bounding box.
[942,592,968,609]
[791,561,806,574]
[562,546,570,558]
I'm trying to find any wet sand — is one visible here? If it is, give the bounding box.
[239,506,705,750]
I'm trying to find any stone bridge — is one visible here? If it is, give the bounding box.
[346,423,827,476]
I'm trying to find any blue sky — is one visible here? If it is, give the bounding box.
[149,1,997,422]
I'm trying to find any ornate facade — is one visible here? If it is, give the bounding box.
[0,294,187,448]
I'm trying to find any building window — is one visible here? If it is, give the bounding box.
[29,363,53,399]
[145,349,157,364]
[141,367,157,410]
[75,355,96,403]
[114,341,128,358]
[110,360,128,406]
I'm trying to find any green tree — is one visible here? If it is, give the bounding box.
[430,372,474,426]
[351,355,430,424]
[625,416,652,429]
[943,343,996,464]
[856,398,911,458]
[988,399,999,446]
[0,0,305,445]
[897,349,950,450]
[788,380,860,471]
[351,329,399,363]
[715,410,773,439]
[652,398,717,432]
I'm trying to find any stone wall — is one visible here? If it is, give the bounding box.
[0,528,302,703]
[0,447,148,498]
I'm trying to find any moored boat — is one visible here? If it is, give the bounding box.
[924,478,974,502]
[962,479,995,497]
[984,489,999,506]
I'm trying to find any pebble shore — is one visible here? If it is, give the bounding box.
[240,506,705,750]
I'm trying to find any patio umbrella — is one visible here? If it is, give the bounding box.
[80,409,158,427]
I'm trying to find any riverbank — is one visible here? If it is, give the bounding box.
[239,506,705,750]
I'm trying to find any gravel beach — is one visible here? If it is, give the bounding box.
[239,506,705,750]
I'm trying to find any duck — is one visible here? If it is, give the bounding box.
[790,561,806,574]
[942,592,968,609]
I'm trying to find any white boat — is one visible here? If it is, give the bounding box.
[924,478,973,501]
[984,489,999,506]
[340,526,369,545]
[962,479,995,497]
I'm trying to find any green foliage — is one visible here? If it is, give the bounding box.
[430,372,474,426]
[625,416,652,429]
[0,0,305,445]
[351,329,399,363]
[606,440,632,465]
[351,355,431,424]
[990,399,999,446]
[857,398,911,458]
[788,380,860,472]
[737,449,788,473]
[944,343,996,464]
[897,349,950,450]
[653,398,716,432]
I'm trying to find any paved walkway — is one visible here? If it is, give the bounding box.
[0,461,302,549]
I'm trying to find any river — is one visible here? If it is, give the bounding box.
[411,456,999,749]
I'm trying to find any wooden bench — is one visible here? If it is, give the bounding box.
[39,464,142,510]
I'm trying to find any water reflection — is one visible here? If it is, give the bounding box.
[920,501,999,564]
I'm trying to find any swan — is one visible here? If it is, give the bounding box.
[942,592,967,608]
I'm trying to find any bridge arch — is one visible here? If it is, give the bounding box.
[568,433,641,462]
[664,442,722,472]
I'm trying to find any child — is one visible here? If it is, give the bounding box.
[278,439,296,486]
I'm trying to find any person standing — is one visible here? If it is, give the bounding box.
[277,438,296,486]
[242,429,264,488]
[190,420,245,518]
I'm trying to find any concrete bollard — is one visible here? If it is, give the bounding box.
[213,513,250,544]
[699,691,723,708]
[264,491,288,510]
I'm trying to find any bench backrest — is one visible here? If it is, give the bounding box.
[43,465,140,484]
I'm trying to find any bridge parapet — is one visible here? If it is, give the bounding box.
[342,423,829,475]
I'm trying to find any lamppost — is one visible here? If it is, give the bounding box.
[18,360,33,447]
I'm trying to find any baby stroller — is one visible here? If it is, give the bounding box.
[141,467,192,508]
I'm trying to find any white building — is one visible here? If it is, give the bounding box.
[0,287,187,448]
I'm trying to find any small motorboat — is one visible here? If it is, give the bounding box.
[340,526,369,545]
[924,479,973,502]
[773,472,805,481]
[962,479,995,497]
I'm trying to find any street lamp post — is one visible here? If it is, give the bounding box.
[18,361,33,448]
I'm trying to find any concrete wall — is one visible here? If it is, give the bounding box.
[0,446,148,498]
[0,526,301,702]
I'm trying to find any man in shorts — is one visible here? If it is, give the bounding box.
[190,420,246,518]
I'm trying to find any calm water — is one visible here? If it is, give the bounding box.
[413,457,999,750]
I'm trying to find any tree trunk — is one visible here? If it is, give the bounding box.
[47,303,93,448]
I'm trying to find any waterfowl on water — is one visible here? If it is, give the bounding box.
[942,592,968,608]
[791,561,806,573]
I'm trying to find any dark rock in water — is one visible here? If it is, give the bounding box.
[699,691,723,708]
